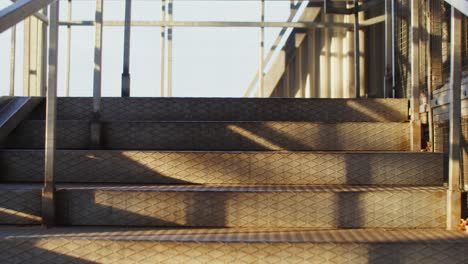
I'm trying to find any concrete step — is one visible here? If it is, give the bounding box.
[4,121,410,151]
[2,227,467,264]
[0,150,444,185]
[28,97,409,122]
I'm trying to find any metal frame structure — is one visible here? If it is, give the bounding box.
[0,0,466,229]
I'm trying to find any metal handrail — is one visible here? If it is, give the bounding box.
[1,0,59,226]
[0,0,55,33]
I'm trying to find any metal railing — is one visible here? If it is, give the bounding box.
[0,0,466,229]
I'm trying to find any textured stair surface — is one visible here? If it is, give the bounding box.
[54,185,446,228]
[1,97,464,262]
[0,227,467,264]
[5,121,410,150]
[28,97,409,122]
[0,150,444,185]
[0,184,447,228]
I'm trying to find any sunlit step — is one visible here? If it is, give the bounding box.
[5,121,410,151]
[29,97,409,122]
[0,150,443,185]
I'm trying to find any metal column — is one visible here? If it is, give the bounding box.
[446,6,462,230]
[91,0,103,148]
[410,0,421,151]
[121,0,132,97]
[160,0,166,97]
[43,0,59,227]
[167,0,173,97]
[259,0,265,97]
[9,25,16,96]
[384,0,393,98]
[65,0,72,96]
[353,0,360,98]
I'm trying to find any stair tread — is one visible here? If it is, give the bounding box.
[0,184,446,192]
[0,227,466,243]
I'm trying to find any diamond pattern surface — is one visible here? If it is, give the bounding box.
[0,150,443,185]
[5,121,410,151]
[28,98,409,122]
[0,186,41,224]
[0,233,467,264]
[55,185,446,228]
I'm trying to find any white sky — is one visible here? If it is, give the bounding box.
[0,0,301,97]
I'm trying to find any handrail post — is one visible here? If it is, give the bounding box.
[121,0,132,97]
[353,0,360,98]
[65,0,72,97]
[9,25,16,96]
[383,0,392,98]
[160,0,166,97]
[91,0,103,148]
[43,0,59,227]
[167,0,173,97]
[410,0,421,151]
[446,5,462,230]
[259,0,265,97]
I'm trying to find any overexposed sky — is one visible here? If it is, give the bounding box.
[0,0,303,97]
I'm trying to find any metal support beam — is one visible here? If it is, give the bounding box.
[410,0,421,151]
[383,0,392,98]
[160,0,166,97]
[9,25,16,96]
[60,20,356,29]
[167,0,173,97]
[353,0,360,98]
[43,0,59,227]
[259,0,265,97]
[446,6,462,230]
[65,0,72,96]
[91,0,103,148]
[121,0,132,97]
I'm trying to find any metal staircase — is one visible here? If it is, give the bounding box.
[0,0,467,263]
[0,97,467,263]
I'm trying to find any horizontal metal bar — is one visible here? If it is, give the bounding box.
[361,15,385,27]
[59,20,355,29]
[0,0,55,33]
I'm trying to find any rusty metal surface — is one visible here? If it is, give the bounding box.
[5,121,411,151]
[0,150,443,185]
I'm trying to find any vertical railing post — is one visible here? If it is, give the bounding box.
[9,25,16,96]
[353,0,360,98]
[43,0,59,227]
[160,0,166,97]
[40,8,48,96]
[167,0,173,97]
[259,0,265,97]
[23,17,30,96]
[410,0,421,151]
[91,0,103,148]
[384,0,392,98]
[446,6,462,230]
[65,0,72,97]
[121,0,132,97]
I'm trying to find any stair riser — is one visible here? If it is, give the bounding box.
[0,151,444,185]
[0,189,41,225]
[29,98,409,122]
[1,240,466,264]
[5,121,410,151]
[56,189,446,228]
